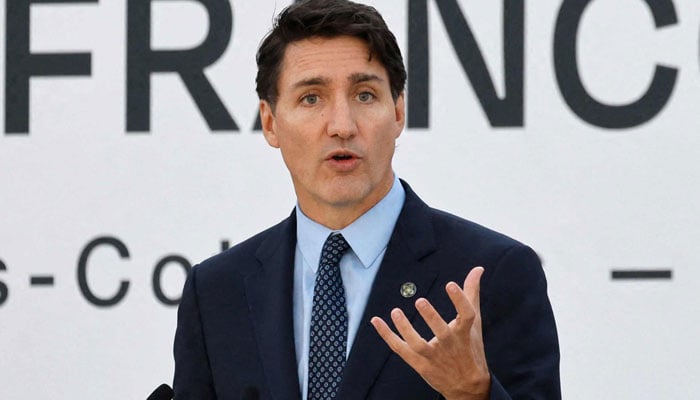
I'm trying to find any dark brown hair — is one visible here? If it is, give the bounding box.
[255,0,406,106]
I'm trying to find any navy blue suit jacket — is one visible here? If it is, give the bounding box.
[173,182,561,399]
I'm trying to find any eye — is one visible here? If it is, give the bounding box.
[357,91,375,103]
[301,94,319,105]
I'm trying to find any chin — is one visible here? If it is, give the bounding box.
[323,182,376,208]
[324,190,367,208]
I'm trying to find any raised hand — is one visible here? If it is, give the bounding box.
[371,267,490,400]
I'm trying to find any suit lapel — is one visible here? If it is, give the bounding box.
[244,213,302,400]
[338,182,439,399]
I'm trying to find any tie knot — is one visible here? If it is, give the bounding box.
[320,233,350,267]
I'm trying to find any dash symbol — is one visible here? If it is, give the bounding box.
[30,276,55,286]
[611,269,672,280]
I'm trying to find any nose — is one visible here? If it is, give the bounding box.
[326,97,358,139]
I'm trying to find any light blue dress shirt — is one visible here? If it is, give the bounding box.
[293,175,406,399]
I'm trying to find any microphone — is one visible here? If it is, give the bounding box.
[241,386,260,400]
[147,384,173,400]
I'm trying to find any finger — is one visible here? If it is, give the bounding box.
[464,267,485,336]
[444,280,475,327]
[390,308,431,355]
[463,266,484,310]
[414,297,450,341]
[371,315,427,374]
[370,316,409,355]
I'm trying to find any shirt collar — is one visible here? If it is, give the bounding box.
[296,175,405,272]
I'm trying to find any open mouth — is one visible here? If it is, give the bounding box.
[332,154,354,161]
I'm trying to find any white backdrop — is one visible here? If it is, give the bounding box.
[1,0,699,398]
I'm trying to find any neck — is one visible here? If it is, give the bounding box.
[302,204,370,230]
[298,181,394,230]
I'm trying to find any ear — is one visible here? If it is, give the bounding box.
[393,92,406,139]
[259,100,279,148]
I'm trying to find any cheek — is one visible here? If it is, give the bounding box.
[273,120,304,152]
[366,134,397,168]
[376,120,401,149]
[278,139,307,167]
[274,132,313,174]
[376,108,402,138]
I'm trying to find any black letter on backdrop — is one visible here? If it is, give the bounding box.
[77,237,130,307]
[408,0,430,128]
[554,0,678,129]
[152,255,191,306]
[407,0,524,128]
[127,0,237,132]
[4,0,96,134]
[0,259,8,306]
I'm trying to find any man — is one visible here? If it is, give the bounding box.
[173,1,560,399]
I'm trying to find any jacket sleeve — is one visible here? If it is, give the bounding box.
[173,267,217,400]
[482,245,561,400]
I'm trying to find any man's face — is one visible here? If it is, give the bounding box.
[260,36,405,227]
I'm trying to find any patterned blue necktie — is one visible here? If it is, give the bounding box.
[308,233,350,400]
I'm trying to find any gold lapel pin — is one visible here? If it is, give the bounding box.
[400,282,417,298]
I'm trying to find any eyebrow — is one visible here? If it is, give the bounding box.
[290,73,384,89]
[291,77,330,89]
[348,73,383,84]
